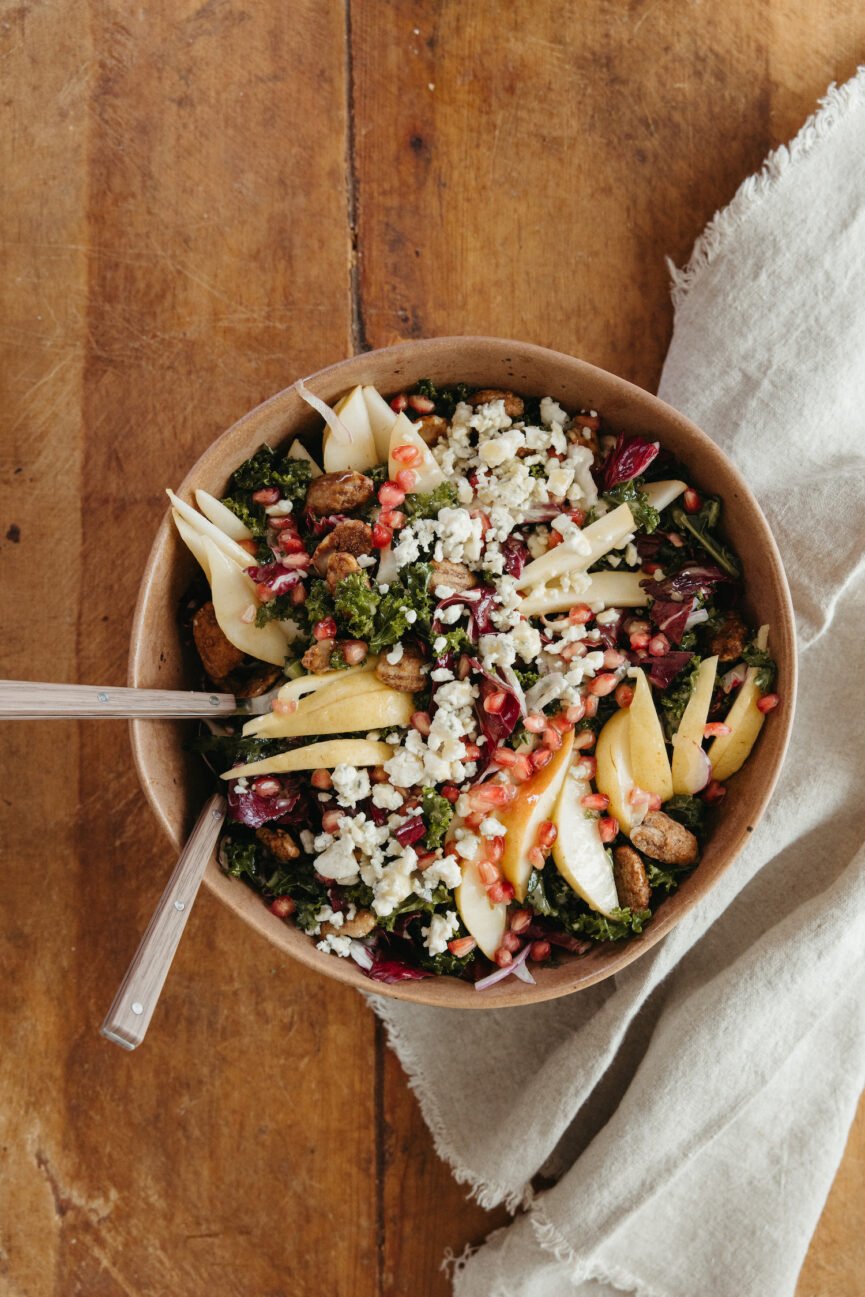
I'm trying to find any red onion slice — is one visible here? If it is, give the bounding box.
[474,942,531,991]
[295,377,354,443]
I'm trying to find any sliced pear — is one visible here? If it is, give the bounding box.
[194,489,253,541]
[172,510,212,581]
[287,439,323,477]
[552,772,619,915]
[518,570,648,617]
[245,684,414,740]
[595,708,639,834]
[515,503,634,590]
[629,669,673,802]
[202,537,288,667]
[224,738,395,780]
[706,668,766,781]
[671,655,718,795]
[362,385,398,461]
[454,851,508,959]
[498,730,574,900]
[167,490,253,569]
[322,385,378,473]
[276,660,377,705]
[642,479,687,511]
[388,411,446,493]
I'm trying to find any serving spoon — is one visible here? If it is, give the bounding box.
[0,679,279,719]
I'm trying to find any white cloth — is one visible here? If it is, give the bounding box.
[370,67,865,1297]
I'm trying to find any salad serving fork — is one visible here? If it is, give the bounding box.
[0,679,280,719]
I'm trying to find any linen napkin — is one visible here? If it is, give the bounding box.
[370,67,865,1297]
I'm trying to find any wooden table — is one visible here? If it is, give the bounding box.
[2,3,863,1293]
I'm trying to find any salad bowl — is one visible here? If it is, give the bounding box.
[129,336,796,1007]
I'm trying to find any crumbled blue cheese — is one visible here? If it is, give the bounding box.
[314,835,360,882]
[439,603,464,625]
[418,853,462,892]
[479,816,508,838]
[373,847,419,916]
[371,782,404,811]
[386,643,404,665]
[422,910,460,956]
[453,829,480,860]
[316,932,353,957]
[331,764,371,808]
[540,396,568,427]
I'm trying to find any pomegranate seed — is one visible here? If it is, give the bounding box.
[411,710,432,735]
[252,487,280,505]
[280,534,306,554]
[603,648,626,669]
[283,550,311,569]
[313,617,337,640]
[647,793,663,811]
[408,393,436,414]
[565,700,586,724]
[628,786,651,808]
[704,722,732,737]
[253,777,281,797]
[581,792,610,811]
[502,931,522,953]
[273,697,298,716]
[378,481,406,508]
[529,940,551,962]
[567,507,587,526]
[510,909,532,934]
[568,604,593,624]
[543,726,563,751]
[379,509,406,529]
[269,515,296,532]
[588,672,618,697]
[310,768,333,790]
[416,850,437,869]
[392,443,421,465]
[463,742,482,760]
[574,755,597,779]
[493,945,513,967]
[528,846,546,869]
[668,532,685,548]
[372,522,393,548]
[683,488,701,513]
[483,690,507,715]
[537,820,557,849]
[547,531,563,549]
[615,683,634,708]
[642,562,663,576]
[524,713,547,733]
[531,747,553,771]
[630,632,651,650]
[648,633,670,657]
[441,784,460,803]
[478,860,501,886]
[465,810,485,829]
[598,816,619,843]
[573,729,596,751]
[488,881,515,906]
[291,583,307,606]
[487,836,505,864]
[321,808,343,833]
[512,755,534,782]
[448,936,477,957]
[390,393,408,412]
[471,782,517,808]
[492,746,518,768]
[561,642,588,662]
[239,538,258,555]
[269,896,296,919]
[370,765,389,783]
[550,712,573,733]
[757,693,780,713]
[255,583,274,602]
[584,695,599,718]
[395,468,417,492]
[703,779,727,804]
[342,640,368,665]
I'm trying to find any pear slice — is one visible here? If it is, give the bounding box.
[202,537,288,666]
[223,738,395,779]
[388,412,446,493]
[287,439,323,477]
[323,385,379,473]
[454,851,508,959]
[515,503,634,591]
[362,385,398,461]
[518,570,649,617]
[629,669,673,802]
[498,730,574,900]
[642,479,687,511]
[595,707,639,834]
[706,668,766,781]
[172,510,213,581]
[167,490,253,569]
[246,682,413,739]
[242,663,381,734]
[194,489,253,541]
[551,771,619,915]
[671,655,718,795]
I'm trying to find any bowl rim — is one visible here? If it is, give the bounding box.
[129,335,797,1007]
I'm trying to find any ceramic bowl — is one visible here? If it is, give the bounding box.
[129,336,796,1007]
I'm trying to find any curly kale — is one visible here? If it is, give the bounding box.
[422,787,454,850]
[369,562,433,652]
[304,579,336,628]
[742,640,777,692]
[663,794,707,833]
[603,480,660,534]
[526,865,651,940]
[227,445,313,504]
[403,481,459,522]
[333,571,380,640]
[412,378,470,420]
[220,496,269,538]
[188,731,290,772]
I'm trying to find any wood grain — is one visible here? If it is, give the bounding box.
[1,0,864,1294]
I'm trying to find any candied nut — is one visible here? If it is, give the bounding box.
[321,909,377,939]
[305,470,373,515]
[375,651,427,693]
[468,389,525,419]
[256,826,300,862]
[415,414,449,445]
[613,845,651,911]
[222,663,283,699]
[302,640,335,673]
[630,812,698,867]
[567,419,600,460]
[710,612,748,662]
[430,559,477,593]
[325,551,365,592]
[192,602,245,681]
[313,519,374,574]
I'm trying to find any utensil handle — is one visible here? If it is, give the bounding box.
[100,794,226,1050]
[0,680,237,719]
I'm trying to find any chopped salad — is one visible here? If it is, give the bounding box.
[169,379,780,989]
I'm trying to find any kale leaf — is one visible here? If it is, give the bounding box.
[255,593,298,628]
[671,500,741,578]
[403,482,458,522]
[220,836,261,881]
[742,640,777,691]
[664,794,706,832]
[304,579,336,628]
[527,864,651,939]
[369,562,433,652]
[221,495,268,538]
[413,378,470,419]
[228,445,312,504]
[422,787,454,850]
[333,571,380,640]
[189,731,289,771]
[603,480,660,533]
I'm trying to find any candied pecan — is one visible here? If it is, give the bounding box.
[710,612,748,662]
[430,559,477,593]
[256,826,300,862]
[305,470,373,515]
[468,389,525,419]
[630,812,698,867]
[613,845,651,911]
[415,414,449,445]
[375,651,427,693]
[192,602,245,682]
[222,663,283,698]
[313,519,374,574]
[325,551,365,592]
[567,419,600,460]
[321,909,377,940]
[302,640,335,673]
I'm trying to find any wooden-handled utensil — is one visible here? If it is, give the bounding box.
[0,680,277,718]
[100,794,226,1050]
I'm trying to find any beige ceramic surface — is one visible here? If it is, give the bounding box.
[129,336,796,1008]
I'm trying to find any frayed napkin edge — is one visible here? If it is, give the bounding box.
[667,66,865,309]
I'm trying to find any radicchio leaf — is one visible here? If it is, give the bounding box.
[644,651,694,689]
[433,584,498,642]
[593,610,626,650]
[474,674,521,752]
[302,511,351,537]
[501,536,529,578]
[244,561,302,596]
[227,775,303,828]
[366,955,434,984]
[641,563,730,601]
[602,432,660,490]
[648,597,696,644]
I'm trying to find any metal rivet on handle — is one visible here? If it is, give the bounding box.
[97,692,109,703]
[209,695,220,706]
[174,901,185,911]
[131,1002,143,1015]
